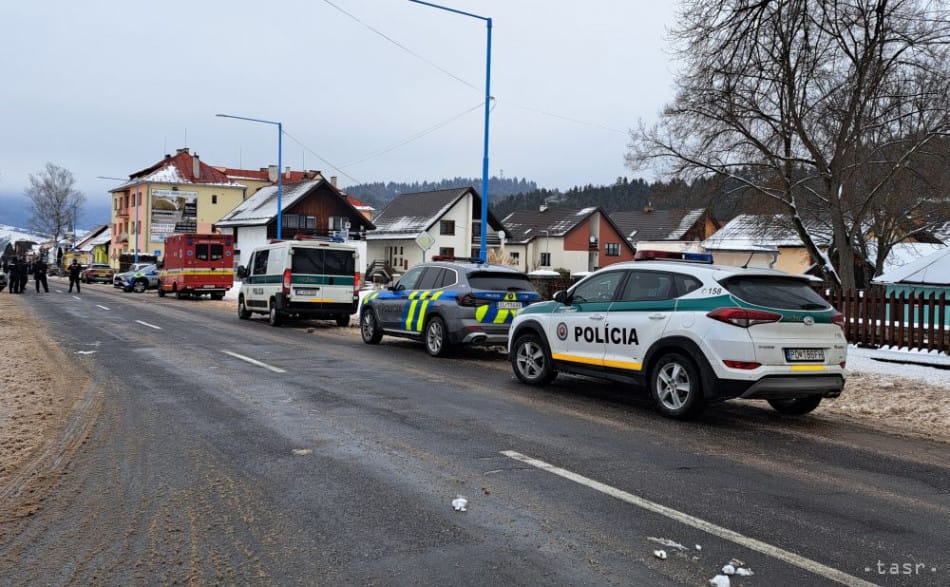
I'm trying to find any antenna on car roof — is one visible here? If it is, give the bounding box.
[741,251,754,269]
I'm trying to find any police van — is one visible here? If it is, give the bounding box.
[508,250,847,419]
[236,238,359,326]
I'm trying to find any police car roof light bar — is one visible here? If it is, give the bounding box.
[635,250,714,264]
[431,255,484,263]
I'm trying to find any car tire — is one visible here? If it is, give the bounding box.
[767,396,822,415]
[238,296,251,320]
[423,316,452,357]
[268,302,282,327]
[211,293,224,301]
[360,310,383,344]
[650,353,706,419]
[132,279,147,293]
[157,284,165,297]
[176,289,188,299]
[335,314,350,327]
[511,332,557,385]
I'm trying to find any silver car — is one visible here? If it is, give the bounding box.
[114,263,160,293]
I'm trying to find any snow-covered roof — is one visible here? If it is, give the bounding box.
[704,214,832,250]
[872,247,950,286]
[609,208,708,242]
[870,242,948,275]
[369,187,501,239]
[215,179,375,230]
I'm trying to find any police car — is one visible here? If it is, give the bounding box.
[360,257,542,357]
[508,251,847,419]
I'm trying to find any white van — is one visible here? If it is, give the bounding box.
[236,238,360,326]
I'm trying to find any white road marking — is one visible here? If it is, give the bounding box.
[96,305,110,311]
[222,351,286,373]
[72,296,81,300]
[135,320,161,330]
[501,450,876,587]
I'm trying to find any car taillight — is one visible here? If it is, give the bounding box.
[707,307,782,328]
[456,293,477,307]
[353,272,360,298]
[831,312,844,329]
[282,269,291,295]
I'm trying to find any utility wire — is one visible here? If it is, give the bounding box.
[280,130,362,185]
[320,0,628,136]
[321,0,479,91]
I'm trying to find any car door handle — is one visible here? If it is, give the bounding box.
[589,314,605,320]
[649,313,667,320]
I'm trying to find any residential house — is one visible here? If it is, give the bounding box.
[365,187,504,282]
[702,214,833,272]
[107,148,246,269]
[71,224,111,265]
[609,208,720,251]
[215,177,375,272]
[872,246,950,324]
[501,206,636,275]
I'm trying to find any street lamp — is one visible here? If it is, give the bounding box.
[216,113,284,239]
[409,0,492,263]
[99,175,142,263]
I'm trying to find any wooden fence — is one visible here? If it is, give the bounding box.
[823,289,949,353]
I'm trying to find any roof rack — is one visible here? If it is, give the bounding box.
[634,250,714,264]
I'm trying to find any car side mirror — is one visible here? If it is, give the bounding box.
[236,266,247,279]
[553,290,568,304]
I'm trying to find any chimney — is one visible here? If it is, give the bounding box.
[268,165,278,183]
[176,147,190,155]
[330,176,338,187]
[539,205,548,213]
[284,166,291,180]
[643,201,654,213]
[192,153,200,179]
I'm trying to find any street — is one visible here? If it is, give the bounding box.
[1,283,948,586]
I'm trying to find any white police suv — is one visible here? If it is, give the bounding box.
[508,251,847,419]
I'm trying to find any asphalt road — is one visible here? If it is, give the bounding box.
[1,281,948,586]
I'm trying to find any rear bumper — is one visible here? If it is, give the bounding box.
[713,374,845,400]
[274,293,356,316]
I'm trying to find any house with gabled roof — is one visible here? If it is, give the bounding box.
[216,176,376,272]
[501,206,636,275]
[72,224,111,265]
[107,147,247,269]
[365,187,504,281]
[702,214,833,272]
[609,208,719,249]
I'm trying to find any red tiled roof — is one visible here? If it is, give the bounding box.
[132,149,234,184]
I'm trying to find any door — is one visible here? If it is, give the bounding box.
[547,270,626,369]
[603,270,677,373]
[375,265,426,331]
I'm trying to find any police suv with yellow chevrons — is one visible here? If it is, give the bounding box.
[508,251,847,419]
[360,258,541,357]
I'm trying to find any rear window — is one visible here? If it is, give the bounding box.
[721,276,829,310]
[292,248,355,275]
[467,271,536,292]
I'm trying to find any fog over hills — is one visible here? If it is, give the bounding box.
[0,192,111,231]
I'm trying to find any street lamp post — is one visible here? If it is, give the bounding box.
[99,175,141,264]
[216,113,284,239]
[409,0,492,263]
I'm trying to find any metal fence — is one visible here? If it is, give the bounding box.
[823,288,949,353]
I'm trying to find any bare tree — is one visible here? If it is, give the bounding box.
[25,162,86,244]
[627,0,950,289]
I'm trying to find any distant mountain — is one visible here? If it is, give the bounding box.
[0,224,51,258]
[343,176,538,209]
[0,192,111,232]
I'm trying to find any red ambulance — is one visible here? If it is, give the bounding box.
[158,233,234,299]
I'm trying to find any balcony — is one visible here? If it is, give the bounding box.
[115,207,130,218]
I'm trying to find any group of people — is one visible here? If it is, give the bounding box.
[2,257,50,293]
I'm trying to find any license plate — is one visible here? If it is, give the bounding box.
[785,348,824,362]
[295,288,317,296]
[498,301,522,310]
[202,285,216,288]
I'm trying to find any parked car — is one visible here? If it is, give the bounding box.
[508,250,847,419]
[82,263,115,284]
[360,257,542,357]
[114,263,160,293]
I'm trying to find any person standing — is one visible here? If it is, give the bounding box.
[34,258,49,293]
[67,259,82,293]
[8,258,19,294]
[18,258,29,294]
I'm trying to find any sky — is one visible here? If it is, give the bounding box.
[0,0,679,229]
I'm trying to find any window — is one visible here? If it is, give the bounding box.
[291,248,355,275]
[210,244,224,261]
[510,252,520,263]
[439,247,455,257]
[283,214,299,229]
[468,272,534,291]
[672,273,702,296]
[440,220,455,235]
[720,276,830,310]
[619,271,675,301]
[472,222,481,237]
[305,216,316,229]
[570,271,624,304]
[251,250,269,275]
[437,269,458,288]
[395,266,425,291]
[416,268,445,290]
[540,252,551,267]
[196,245,209,261]
[212,195,218,204]
[605,243,620,256]
[329,216,347,231]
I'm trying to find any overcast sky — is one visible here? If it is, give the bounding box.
[0,0,679,227]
